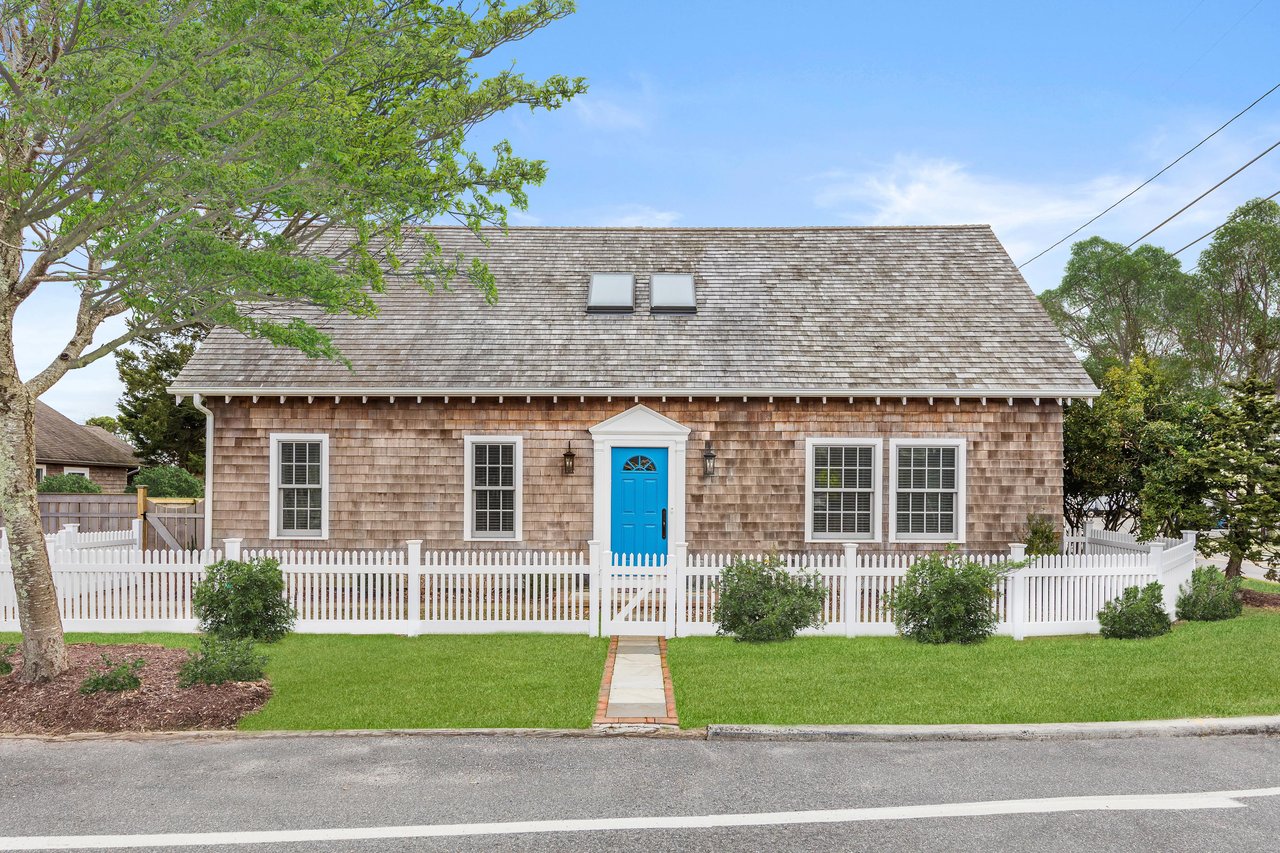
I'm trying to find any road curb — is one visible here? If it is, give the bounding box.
[705,716,1280,743]
[0,726,709,744]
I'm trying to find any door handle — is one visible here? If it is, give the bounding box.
[661,508,668,539]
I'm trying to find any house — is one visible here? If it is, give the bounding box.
[35,401,140,493]
[171,226,1097,556]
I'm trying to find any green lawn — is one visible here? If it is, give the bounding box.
[0,632,608,730]
[1242,576,1280,595]
[666,608,1280,728]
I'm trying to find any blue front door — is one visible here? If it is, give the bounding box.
[611,447,669,559]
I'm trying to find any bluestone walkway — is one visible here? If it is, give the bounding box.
[592,636,678,727]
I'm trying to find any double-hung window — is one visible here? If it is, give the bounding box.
[891,439,966,542]
[270,434,329,539]
[805,438,881,541]
[465,436,523,541]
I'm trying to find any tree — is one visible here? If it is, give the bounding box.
[115,328,209,474]
[83,415,121,436]
[0,1,584,681]
[1039,237,1193,382]
[1186,198,1280,389]
[1189,378,1280,578]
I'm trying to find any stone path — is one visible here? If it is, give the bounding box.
[593,636,678,727]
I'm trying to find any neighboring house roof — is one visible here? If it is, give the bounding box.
[172,226,1097,398]
[35,402,140,468]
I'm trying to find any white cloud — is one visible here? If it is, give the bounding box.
[812,128,1280,292]
[13,292,127,422]
[573,94,649,131]
[592,203,682,228]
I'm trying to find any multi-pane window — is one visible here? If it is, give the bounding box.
[278,440,324,535]
[811,444,876,539]
[471,442,517,537]
[895,446,959,537]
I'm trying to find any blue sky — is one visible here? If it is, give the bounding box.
[20,0,1280,420]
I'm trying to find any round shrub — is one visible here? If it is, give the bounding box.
[1098,582,1172,639]
[37,473,101,494]
[714,555,826,642]
[1176,566,1242,621]
[889,553,1011,644]
[179,635,268,686]
[1024,514,1060,557]
[127,465,203,498]
[193,557,296,642]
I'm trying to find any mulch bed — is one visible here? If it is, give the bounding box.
[1243,588,1280,610]
[0,644,271,735]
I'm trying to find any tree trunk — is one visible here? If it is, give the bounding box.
[0,327,67,682]
[1224,552,1244,579]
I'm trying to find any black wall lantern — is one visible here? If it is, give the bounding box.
[562,441,576,475]
[702,439,717,477]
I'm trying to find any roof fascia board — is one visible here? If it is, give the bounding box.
[167,385,1100,399]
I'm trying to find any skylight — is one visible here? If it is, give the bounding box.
[650,273,696,313]
[587,273,635,312]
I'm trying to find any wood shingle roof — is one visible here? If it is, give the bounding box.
[172,225,1096,397]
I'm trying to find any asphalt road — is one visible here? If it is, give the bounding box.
[0,731,1278,851]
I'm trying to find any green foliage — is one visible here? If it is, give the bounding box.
[0,643,15,676]
[127,465,204,498]
[179,635,267,687]
[115,329,210,475]
[713,556,826,642]
[193,558,296,642]
[1177,566,1243,622]
[1267,568,1278,582]
[1023,514,1060,556]
[36,474,102,494]
[888,553,1012,644]
[78,655,145,694]
[1098,582,1172,639]
[84,416,123,436]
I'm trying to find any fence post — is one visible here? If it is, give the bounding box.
[587,540,602,638]
[842,543,859,637]
[223,537,242,562]
[405,539,423,636]
[1009,542,1027,641]
[670,542,687,638]
[1181,530,1198,547]
[131,518,143,552]
[135,485,149,552]
[1148,541,1173,617]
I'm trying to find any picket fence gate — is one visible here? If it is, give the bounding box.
[0,531,1199,639]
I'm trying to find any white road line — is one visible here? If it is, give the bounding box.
[2,787,1279,850]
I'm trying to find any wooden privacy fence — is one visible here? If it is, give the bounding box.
[0,530,1199,638]
[0,491,203,549]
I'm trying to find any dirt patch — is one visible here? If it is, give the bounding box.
[0,644,271,735]
[1243,588,1280,610]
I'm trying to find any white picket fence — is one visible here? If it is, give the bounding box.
[0,530,1200,639]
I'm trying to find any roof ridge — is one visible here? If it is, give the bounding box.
[415,224,995,233]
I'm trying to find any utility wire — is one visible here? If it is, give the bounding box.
[1017,80,1280,268]
[1125,137,1280,248]
[1171,187,1280,274]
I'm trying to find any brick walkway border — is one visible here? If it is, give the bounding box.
[593,636,679,727]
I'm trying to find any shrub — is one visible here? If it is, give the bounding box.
[79,655,144,694]
[1098,582,1172,639]
[127,465,204,498]
[1266,567,1278,582]
[1024,514,1060,557]
[714,555,826,642]
[193,557,297,642]
[1176,566,1242,621]
[179,636,268,687]
[37,473,101,494]
[0,643,15,676]
[889,553,1012,644]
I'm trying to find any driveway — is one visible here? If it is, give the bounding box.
[0,732,1277,851]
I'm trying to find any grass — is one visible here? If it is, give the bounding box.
[0,632,608,730]
[666,608,1280,728]
[1241,576,1280,595]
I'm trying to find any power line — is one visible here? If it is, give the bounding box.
[1125,137,1280,248]
[1171,187,1280,272]
[1017,79,1280,269]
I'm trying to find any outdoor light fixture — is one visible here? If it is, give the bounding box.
[562,441,576,475]
[702,439,717,477]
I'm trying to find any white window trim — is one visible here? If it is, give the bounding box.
[463,435,524,542]
[889,437,967,544]
[804,437,883,543]
[62,467,91,479]
[268,433,330,541]
[34,465,47,481]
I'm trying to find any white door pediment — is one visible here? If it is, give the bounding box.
[589,404,691,438]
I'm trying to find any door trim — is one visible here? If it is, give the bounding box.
[589,405,690,556]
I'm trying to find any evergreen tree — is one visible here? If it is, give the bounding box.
[116,328,209,475]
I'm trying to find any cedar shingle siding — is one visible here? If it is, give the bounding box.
[210,397,1061,552]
